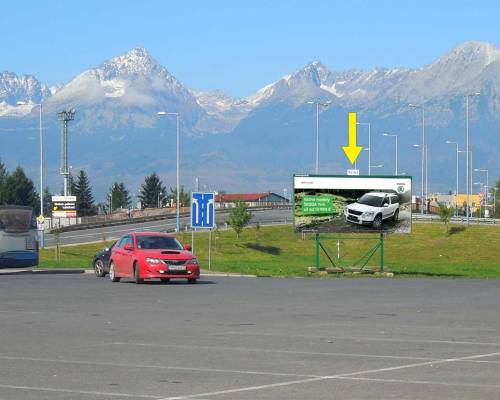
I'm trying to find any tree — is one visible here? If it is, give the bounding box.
[73,170,96,216]
[491,179,500,218]
[42,187,52,216]
[437,203,455,233]
[228,201,252,238]
[108,182,131,211]
[169,185,190,208]
[138,173,166,208]
[0,158,7,204]
[1,166,39,210]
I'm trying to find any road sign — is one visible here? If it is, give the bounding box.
[347,169,360,176]
[37,215,45,223]
[191,192,215,229]
[342,112,363,164]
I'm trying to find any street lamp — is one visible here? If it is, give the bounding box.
[17,101,44,247]
[157,111,180,232]
[382,133,398,175]
[446,140,460,215]
[413,143,426,214]
[474,168,489,203]
[409,104,425,215]
[465,92,480,224]
[473,182,483,217]
[307,100,332,174]
[356,122,371,175]
[493,187,499,218]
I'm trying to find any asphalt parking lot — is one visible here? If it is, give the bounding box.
[1,274,500,399]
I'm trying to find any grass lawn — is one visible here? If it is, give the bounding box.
[39,223,500,278]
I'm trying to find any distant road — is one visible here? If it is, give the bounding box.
[43,208,499,247]
[44,208,292,246]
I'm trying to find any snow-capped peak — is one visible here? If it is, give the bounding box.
[0,71,51,105]
[98,47,165,79]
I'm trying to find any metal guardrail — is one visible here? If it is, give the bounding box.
[412,214,500,225]
[49,206,293,234]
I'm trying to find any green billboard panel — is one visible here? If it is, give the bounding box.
[301,195,333,215]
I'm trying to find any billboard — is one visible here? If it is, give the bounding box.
[52,195,77,218]
[294,175,412,234]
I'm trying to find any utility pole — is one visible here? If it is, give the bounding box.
[57,109,75,196]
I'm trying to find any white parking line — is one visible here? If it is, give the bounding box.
[220,330,500,347]
[158,350,500,399]
[0,383,158,399]
[160,376,330,400]
[0,355,320,378]
[109,341,435,361]
[336,376,500,389]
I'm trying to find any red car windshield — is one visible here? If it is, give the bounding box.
[136,236,184,250]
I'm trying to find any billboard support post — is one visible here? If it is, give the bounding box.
[313,234,386,273]
[380,233,384,272]
[315,233,320,271]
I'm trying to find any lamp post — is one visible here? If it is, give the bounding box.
[17,101,44,247]
[413,143,426,215]
[473,182,483,217]
[382,133,398,175]
[465,92,480,224]
[409,104,425,215]
[474,168,489,203]
[446,140,460,216]
[356,122,371,175]
[307,100,332,174]
[494,187,499,218]
[157,111,180,232]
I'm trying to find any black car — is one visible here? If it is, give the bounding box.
[92,242,116,277]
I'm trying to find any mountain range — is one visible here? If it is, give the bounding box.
[0,41,499,199]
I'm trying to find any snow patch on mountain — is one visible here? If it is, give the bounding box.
[0,71,51,105]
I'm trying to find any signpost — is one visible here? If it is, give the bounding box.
[191,192,215,270]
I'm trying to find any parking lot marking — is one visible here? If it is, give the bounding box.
[109,342,436,361]
[158,350,500,399]
[0,383,158,399]
[220,330,500,347]
[159,376,331,400]
[0,355,321,379]
[336,376,500,389]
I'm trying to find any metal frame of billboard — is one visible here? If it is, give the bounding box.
[293,174,413,273]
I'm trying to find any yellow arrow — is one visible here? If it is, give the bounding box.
[342,112,363,164]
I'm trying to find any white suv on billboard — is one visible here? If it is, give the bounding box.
[344,192,399,228]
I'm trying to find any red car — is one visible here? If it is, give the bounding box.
[108,232,200,284]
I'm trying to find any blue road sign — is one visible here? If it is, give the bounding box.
[191,192,215,229]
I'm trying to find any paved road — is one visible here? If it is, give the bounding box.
[1,274,500,399]
[45,209,292,246]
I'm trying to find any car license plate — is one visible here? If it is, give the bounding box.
[168,265,186,272]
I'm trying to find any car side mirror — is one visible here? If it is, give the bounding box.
[124,243,134,251]
[383,203,389,207]
[184,244,192,251]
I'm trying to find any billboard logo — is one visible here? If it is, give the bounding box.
[191,192,215,228]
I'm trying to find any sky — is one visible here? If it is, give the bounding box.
[1,0,499,97]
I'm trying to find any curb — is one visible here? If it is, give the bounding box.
[201,271,257,278]
[0,269,86,276]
